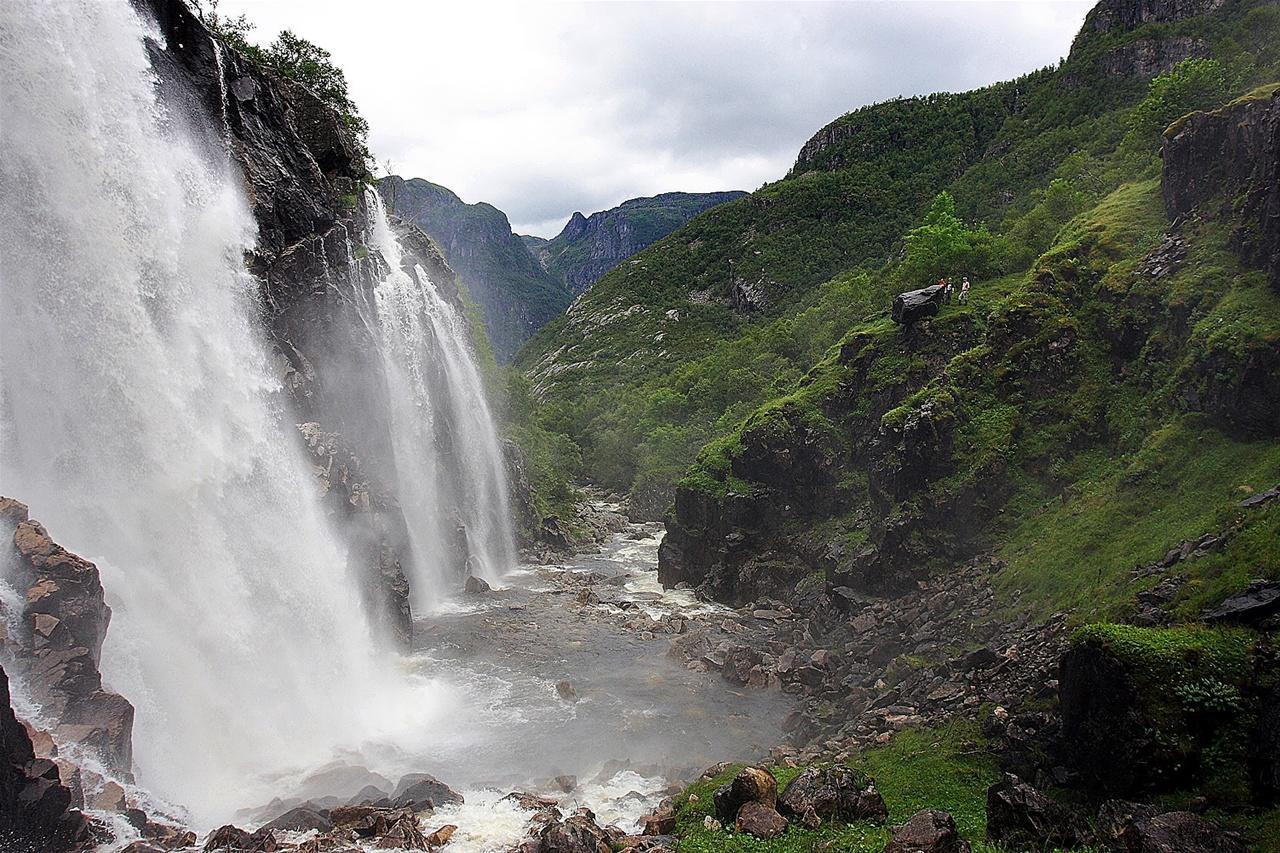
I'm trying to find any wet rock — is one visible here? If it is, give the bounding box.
[556,681,578,702]
[777,765,887,824]
[1119,810,1245,853]
[464,575,492,594]
[1,664,92,852]
[539,808,612,853]
[553,775,577,793]
[985,774,1087,850]
[712,766,777,822]
[393,773,463,809]
[639,806,675,836]
[262,806,332,833]
[425,823,457,846]
[376,812,428,849]
[202,825,252,850]
[734,800,788,839]
[5,507,135,775]
[883,809,971,853]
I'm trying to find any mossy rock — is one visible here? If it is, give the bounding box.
[1060,623,1259,800]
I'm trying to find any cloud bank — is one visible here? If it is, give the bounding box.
[216,0,1094,235]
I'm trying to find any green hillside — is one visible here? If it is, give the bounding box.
[512,0,1280,522]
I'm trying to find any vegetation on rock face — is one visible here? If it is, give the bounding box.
[202,1,370,150]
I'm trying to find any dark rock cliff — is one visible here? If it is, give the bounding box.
[141,0,476,644]
[0,664,91,853]
[379,176,572,361]
[536,192,747,295]
[1163,85,1280,293]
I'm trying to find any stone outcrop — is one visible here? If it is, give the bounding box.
[1,664,92,853]
[140,0,482,637]
[1163,85,1280,295]
[0,498,134,778]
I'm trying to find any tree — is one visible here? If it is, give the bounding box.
[1126,59,1232,147]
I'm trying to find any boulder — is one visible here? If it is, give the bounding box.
[463,575,491,594]
[616,835,677,852]
[883,809,972,853]
[891,285,945,326]
[985,774,1088,850]
[1096,799,1159,848]
[202,825,252,850]
[1119,810,1245,853]
[262,806,332,833]
[712,766,777,822]
[425,824,457,846]
[777,765,887,825]
[375,812,428,849]
[539,809,612,853]
[392,773,463,810]
[556,681,578,702]
[734,800,788,840]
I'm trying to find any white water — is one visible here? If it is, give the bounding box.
[0,0,451,825]
[368,194,516,605]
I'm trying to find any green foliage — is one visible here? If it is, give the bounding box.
[1126,59,1232,147]
[202,1,370,149]
[898,192,1007,285]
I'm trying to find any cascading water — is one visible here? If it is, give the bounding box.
[0,0,449,825]
[367,194,516,606]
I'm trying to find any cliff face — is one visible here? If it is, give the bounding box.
[379,177,572,361]
[142,0,478,644]
[536,192,747,295]
[1163,84,1280,292]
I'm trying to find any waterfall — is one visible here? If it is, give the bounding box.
[368,194,516,606]
[0,0,440,824]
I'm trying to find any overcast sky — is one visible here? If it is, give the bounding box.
[214,0,1094,236]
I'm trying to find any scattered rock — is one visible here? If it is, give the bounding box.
[734,800,788,840]
[883,809,972,853]
[539,808,612,853]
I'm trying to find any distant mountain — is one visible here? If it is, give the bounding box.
[527,191,747,295]
[378,177,572,361]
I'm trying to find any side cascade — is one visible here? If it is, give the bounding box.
[367,191,516,606]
